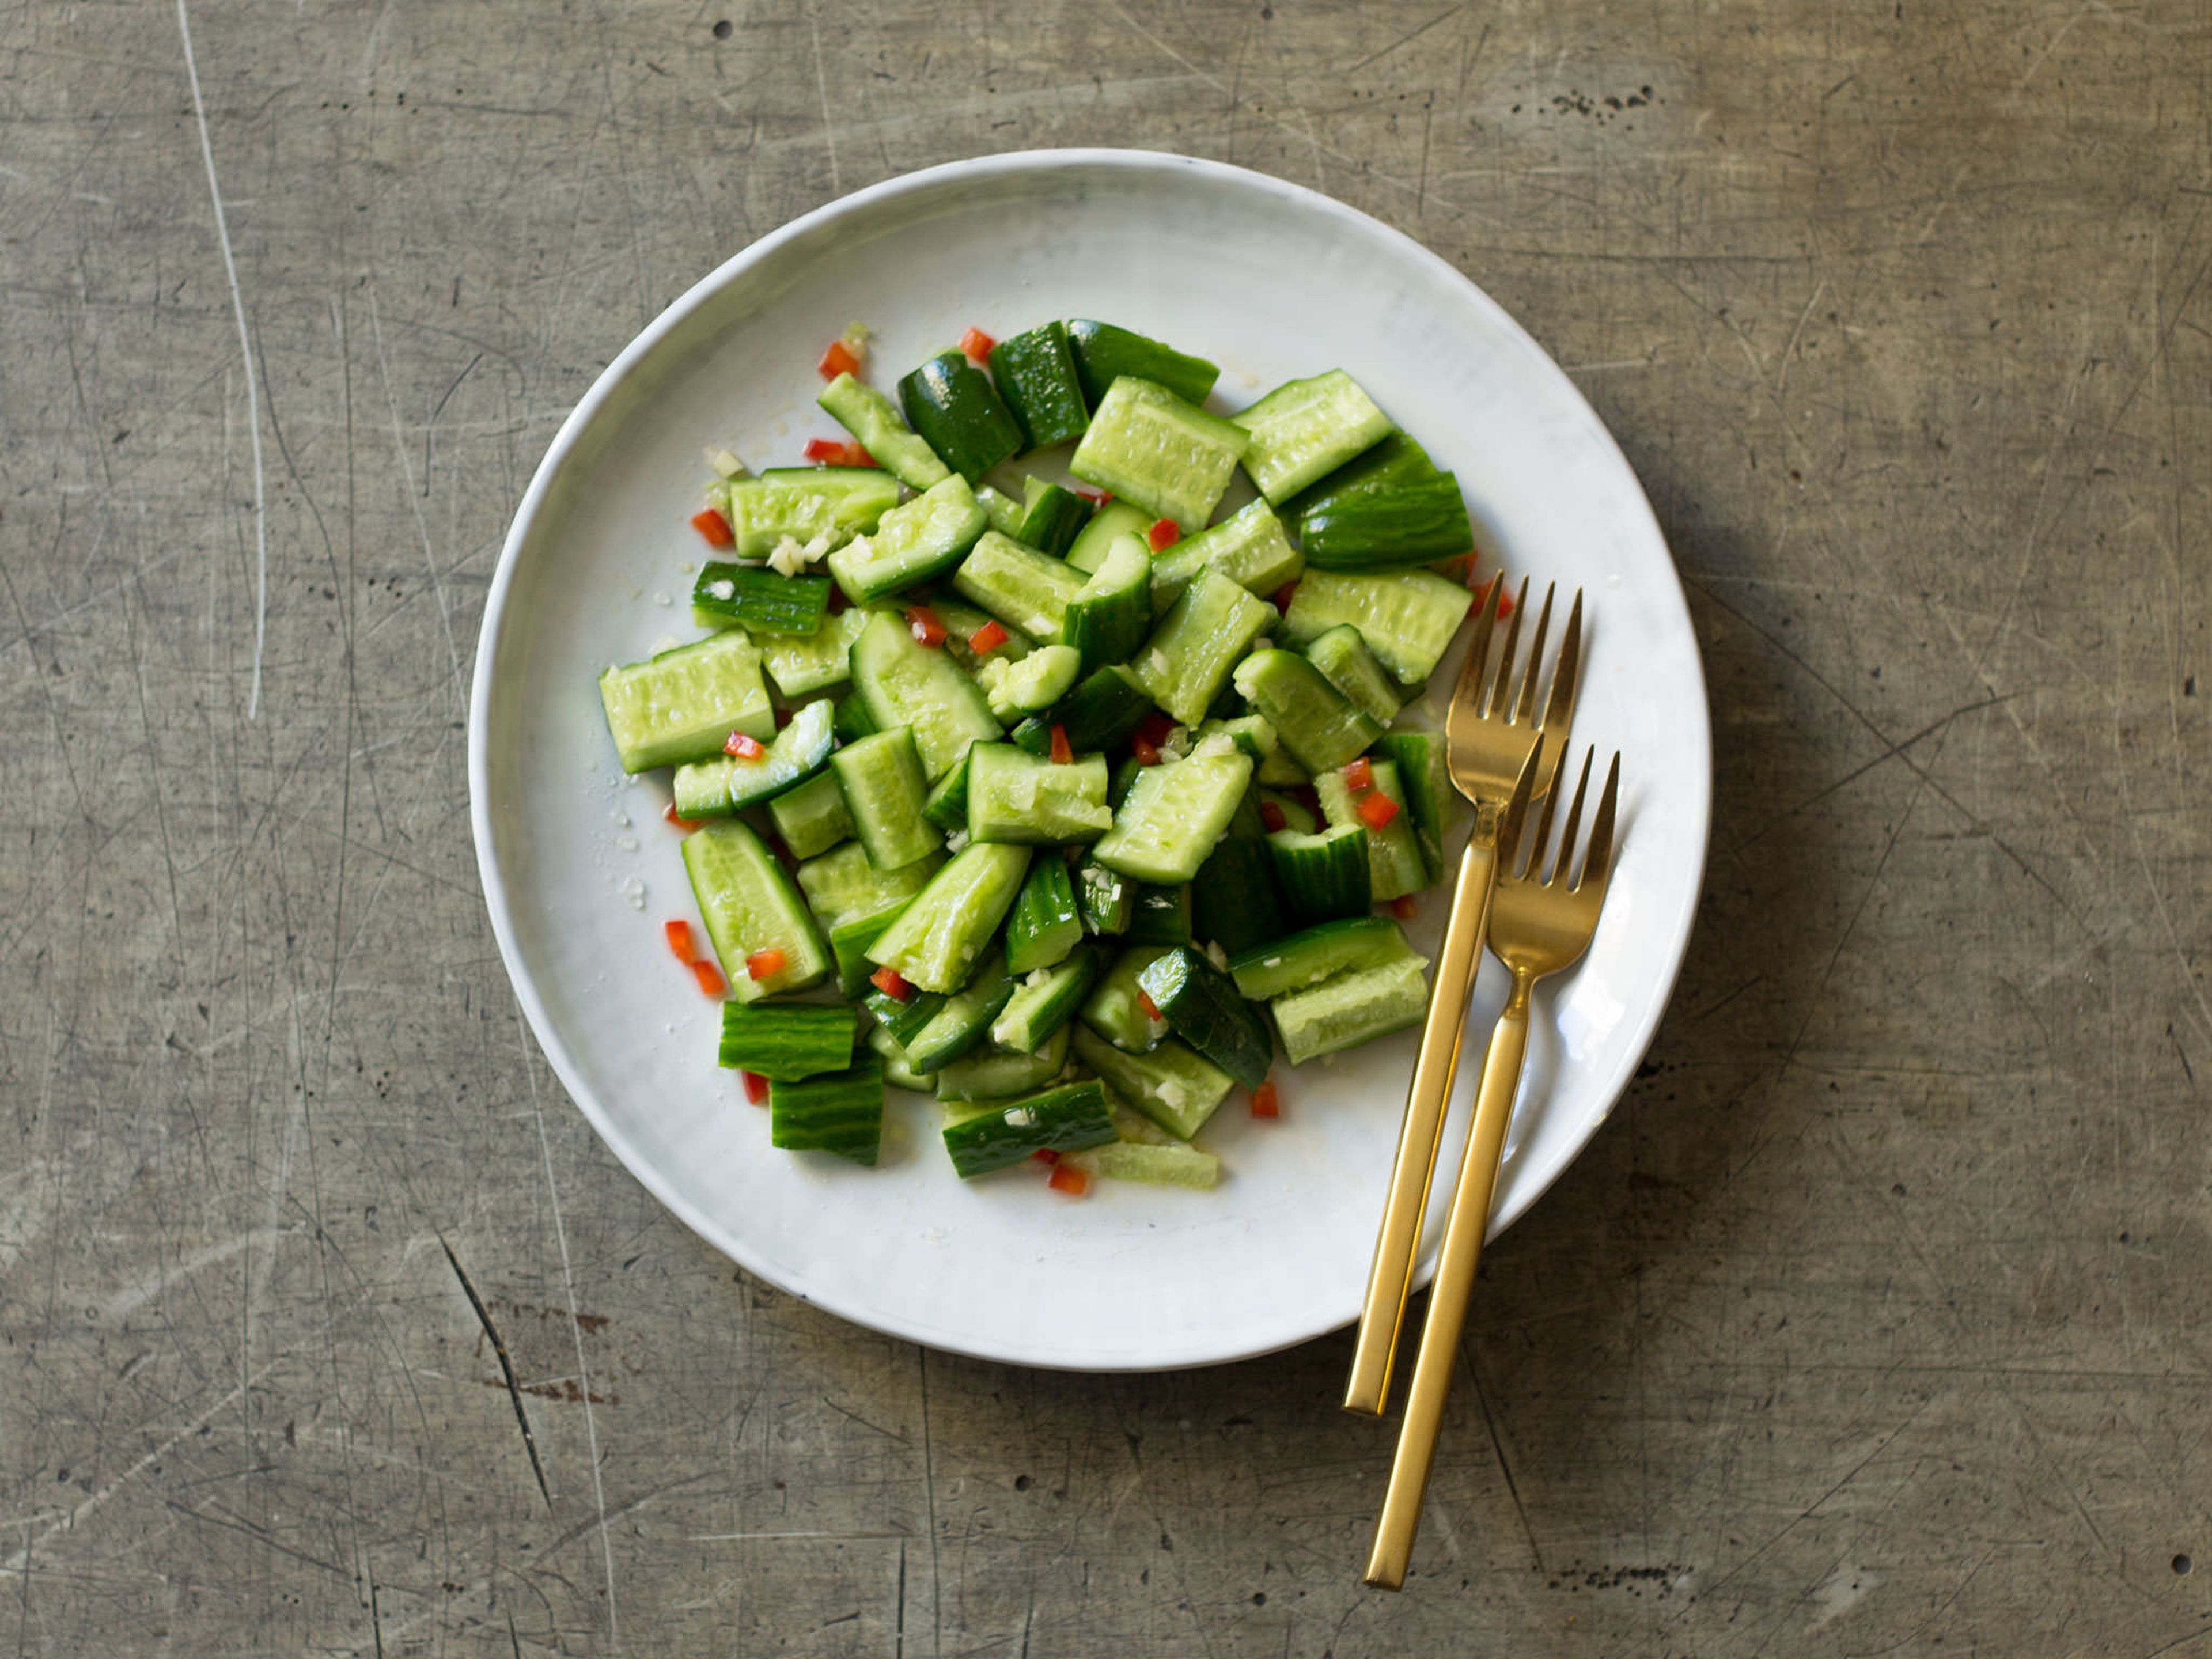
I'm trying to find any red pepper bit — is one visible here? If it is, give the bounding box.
[819,338,861,380]
[1249,1080,1280,1119]
[968,619,1009,655]
[1392,896,1419,921]
[1146,517,1179,551]
[1259,800,1287,833]
[1073,487,1112,506]
[745,947,788,982]
[743,1070,770,1105]
[802,437,878,468]
[664,919,698,963]
[1131,736,1162,767]
[1342,756,1374,791]
[870,965,914,1002]
[1136,989,1162,1022]
[959,325,997,363]
[1031,1148,1060,1165]
[663,801,705,832]
[691,507,734,549]
[725,730,767,759]
[1357,791,1401,830]
[826,584,849,614]
[1048,724,1073,766]
[1270,581,1299,615]
[1047,1164,1090,1196]
[691,959,728,998]
[906,605,947,648]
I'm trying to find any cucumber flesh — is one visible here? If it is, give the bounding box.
[935,1026,1069,1101]
[1316,757,1427,903]
[1080,945,1172,1052]
[866,1022,939,1093]
[1062,1138,1219,1190]
[682,822,833,1001]
[1127,566,1273,728]
[1070,378,1249,530]
[990,944,1098,1053]
[817,371,952,491]
[832,904,910,997]
[797,839,944,933]
[1228,915,1413,1001]
[1375,730,1449,882]
[1147,499,1304,613]
[1273,955,1432,1065]
[1090,748,1254,886]
[1016,480,1094,556]
[830,725,941,871]
[1231,370,1394,503]
[966,744,1114,844]
[715,467,903,560]
[756,607,872,699]
[599,630,775,772]
[1304,624,1404,724]
[978,646,1083,724]
[903,953,1017,1074]
[1069,1027,1233,1141]
[866,842,1032,993]
[672,697,836,819]
[1048,665,1152,753]
[951,531,1086,641]
[849,608,1002,781]
[1280,569,1474,686]
[976,484,1027,539]
[767,767,854,860]
[827,475,988,606]
[1066,499,1152,574]
[1060,535,1153,673]
[1232,649,1381,774]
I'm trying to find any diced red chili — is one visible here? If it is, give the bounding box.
[1131,736,1162,767]
[691,507,734,548]
[968,619,1009,655]
[1135,710,1177,748]
[802,437,877,467]
[1357,791,1401,830]
[1032,1148,1060,1165]
[1392,896,1419,921]
[1074,487,1112,506]
[1271,581,1299,614]
[742,1070,770,1105]
[870,965,914,1002]
[1137,990,1162,1022]
[773,705,794,730]
[818,338,861,380]
[1258,800,1287,833]
[906,605,946,648]
[691,959,728,998]
[1249,1080,1280,1119]
[1049,724,1073,766]
[725,730,767,759]
[960,325,997,362]
[1342,756,1374,792]
[663,801,704,832]
[826,584,848,614]
[745,947,787,982]
[1147,518,1179,551]
[1047,1164,1090,1196]
[664,919,698,963]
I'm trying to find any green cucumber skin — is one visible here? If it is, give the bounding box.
[827,476,990,606]
[1148,499,1304,614]
[865,842,1032,994]
[691,563,834,637]
[988,323,1090,450]
[1191,835,1287,959]
[767,768,854,861]
[1068,1027,1233,1141]
[682,822,832,1002]
[1304,624,1404,724]
[759,607,872,700]
[1005,855,1084,975]
[714,467,903,559]
[1230,369,1395,503]
[1298,475,1474,567]
[867,983,948,1047]
[940,1080,1116,1178]
[976,484,1027,539]
[1060,535,1153,673]
[1065,320,1220,407]
[1015,483,1094,558]
[920,745,974,831]
[1127,566,1274,728]
[1062,1138,1220,1190]
[1283,430,1437,518]
[903,953,1017,1074]
[830,726,941,873]
[1070,378,1250,530]
[1077,856,1134,937]
[796,840,943,934]
[831,904,909,997]
[1050,666,1153,755]
[833,687,880,743]
[718,1003,859,1081]
[1228,915,1413,1001]
[1124,884,1192,946]
[965,745,1115,845]
[1315,757,1427,903]
[599,630,775,774]
[671,696,837,819]
[1264,825,1373,926]
[1232,649,1382,775]
[899,351,1024,482]
[934,1026,1069,1101]
[866,1023,939,1093]
[1374,732,1449,882]
[1091,749,1255,887]
[1279,569,1474,686]
[817,372,952,491]
[1137,947,1274,1092]
[1080,945,1172,1052]
[849,608,1002,782]
[1066,499,1152,574]
[768,1056,885,1165]
[1273,955,1432,1066]
[991,943,1099,1052]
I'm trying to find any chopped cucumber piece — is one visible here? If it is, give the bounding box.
[867,983,947,1047]
[1069,1027,1233,1141]
[1376,731,1449,882]
[1147,498,1304,613]
[921,744,975,831]
[833,687,878,742]
[672,697,836,819]
[900,350,1024,482]
[1191,835,1286,958]
[1016,480,1094,556]
[904,953,1017,1074]
[1077,855,1134,937]
[1305,624,1404,724]
[714,467,903,559]
[1273,955,1431,1065]
[1006,855,1084,974]
[866,1022,938,1093]
[1280,569,1474,685]
[1316,757,1427,903]
[941,1078,1115,1177]
[1066,499,1152,574]
[832,904,910,997]
[1062,1138,1219,1190]
[1124,884,1192,946]
[1137,947,1273,1090]
[769,1056,884,1165]
[1091,748,1254,885]
[599,630,774,772]
[1230,370,1393,503]
[978,645,1083,724]
[828,475,988,605]
[1195,713,1281,771]
[797,840,943,933]
[1080,945,1172,1052]
[1259,786,1320,835]
[1048,665,1152,753]
[1127,567,1273,728]
[1285,431,1475,569]
[866,842,1031,993]
[1065,319,1220,407]
[976,484,1027,539]
[1060,534,1153,673]
[682,822,832,1001]
[1232,649,1382,774]
[966,744,1114,844]
[1228,916,1413,1001]
[767,767,854,859]
[991,944,1098,1053]
[1070,378,1249,529]
[831,726,941,871]
[952,531,1085,640]
[757,606,872,699]
[1265,824,1372,925]
[935,1026,1069,1101]
[989,323,1089,450]
[849,608,1002,781]
[817,372,951,491]
[691,563,832,637]
[718,1002,858,1081]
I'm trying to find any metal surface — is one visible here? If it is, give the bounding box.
[5,0,2211,1650]
[1344,579,1579,1416]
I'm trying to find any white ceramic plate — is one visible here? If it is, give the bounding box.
[469,150,1710,1372]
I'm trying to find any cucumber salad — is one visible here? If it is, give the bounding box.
[597,317,1500,1194]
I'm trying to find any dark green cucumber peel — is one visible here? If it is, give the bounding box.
[898,351,1024,482]
[1065,320,1220,407]
[920,744,974,831]
[1015,482,1094,557]
[718,1003,858,1081]
[1228,915,1413,1001]
[1124,884,1192,946]
[1077,855,1134,937]
[1006,855,1084,975]
[691,563,833,637]
[866,983,948,1047]
[903,953,1017,1074]
[1266,824,1373,925]
[1375,731,1449,882]
[769,1055,885,1165]
[1048,666,1153,754]
[831,904,909,997]
[987,323,1089,450]
[1136,948,1274,1092]
[940,1080,1116,1179]
[1191,834,1287,959]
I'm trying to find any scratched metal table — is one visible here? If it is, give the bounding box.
[6,1,2209,1652]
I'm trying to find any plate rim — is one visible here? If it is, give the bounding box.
[467,146,1713,1371]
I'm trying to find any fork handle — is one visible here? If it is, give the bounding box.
[1363,976,1533,1589]
[1343,831,1501,1418]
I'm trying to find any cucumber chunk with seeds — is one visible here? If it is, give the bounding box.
[1069,1027,1233,1141]
[757,607,872,699]
[599,630,774,772]
[978,645,1084,724]
[682,821,832,1001]
[1273,955,1433,1065]
[1280,569,1474,685]
[1066,499,1152,574]
[966,743,1114,844]
[1080,945,1172,1052]
[672,697,837,819]
[866,842,1032,993]
[817,372,951,491]
[797,840,944,933]
[1232,649,1381,774]
[1091,748,1254,885]
[1070,378,1250,529]
[1231,370,1393,503]
[831,726,941,872]
[1127,567,1274,728]
[976,484,1027,538]
[828,475,989,606]
[935,1026,1069,1102]
[991,944,1099,1053]
[1060,535,1153,673]
[1062,1138,1220,1190]
[1147,499,1304,613]
[1304,624,1404,724]
[712,467,903,560]
[1228,915,1413,1001]
[953,531,1086,641]
[769,1056,884,1165]
[849,608,1002,781]
[1316,757,1427,903]
[767,767,854,860]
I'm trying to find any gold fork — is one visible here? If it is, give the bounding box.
[1343,576,1583,1418]
[1364,745,1623,1589]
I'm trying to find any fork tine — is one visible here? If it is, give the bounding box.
[1450,571,1505,714]
[1575,752,1622,893]
[1483,577,1531,719]
[1528,588,1582,790]
[1516,739,1565,880]
[1497,738,1541,865]
[1511,583,1556,726]
[1548,748,1594,886]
